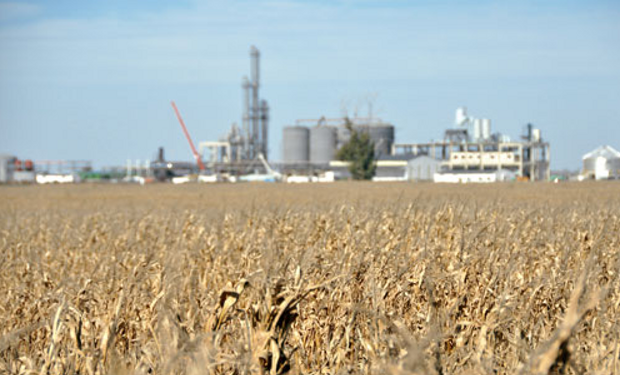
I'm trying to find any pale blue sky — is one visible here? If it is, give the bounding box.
[1,0,619,170]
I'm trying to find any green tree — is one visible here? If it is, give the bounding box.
[336,119,376,180]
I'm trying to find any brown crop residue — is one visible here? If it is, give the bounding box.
[1,182,619,374]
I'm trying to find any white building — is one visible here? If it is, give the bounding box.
[1,154,36,183]
[36,174,77,184]
[330,155,442,182]
[434,169,516,183]
[406,155,442,181]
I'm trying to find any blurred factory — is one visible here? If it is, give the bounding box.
[282,116,394,166]
[1,103,555,184]
[2,45,554,185]
[0,155,92,184]
[278,106,551,183]
[0,155,36,183]
[15,44,618,185]
[0,43,274,186]
[197,46,270,174]
[144,46,276,183]
[400,107,551,183]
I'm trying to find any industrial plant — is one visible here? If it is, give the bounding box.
[392,108,552,183]
[159,46,555,183]
[4,45,619,185]
[0,155,92,184]
[277,106,551,183]
[197,46,271,174]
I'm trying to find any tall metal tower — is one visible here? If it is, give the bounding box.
[242,46,269,160]
[260,99,269,158]
[242,76,251,159]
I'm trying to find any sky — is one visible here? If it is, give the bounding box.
[0,0,619,171]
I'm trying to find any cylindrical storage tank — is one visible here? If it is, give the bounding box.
[337,125,351,149]
[532,128,541,142]
[473,119,482,141]
[583,154,597,174]
[481,119,491,140]
[310,126,337,164]
[354,124,395,157]
[367,124,395,156]
[595,157,609,180]
[282,126,309,163]
[582,158,593,174]
[455,107,468,126]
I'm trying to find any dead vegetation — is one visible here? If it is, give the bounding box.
[1,182,619,374]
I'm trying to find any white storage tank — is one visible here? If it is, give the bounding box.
[481,119,491,140]
[310,126,337,164]
[455,107,468,126]
[473,119,482,141]
[282,126,310,163]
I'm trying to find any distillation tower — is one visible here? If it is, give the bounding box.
[242,46,270,160]
[199,46,270,172]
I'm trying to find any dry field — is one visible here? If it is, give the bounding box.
[1,182,619,375]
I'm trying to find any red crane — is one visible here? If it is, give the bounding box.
[170,101,206,171]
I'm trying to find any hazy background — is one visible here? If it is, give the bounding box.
[1,0,619,170]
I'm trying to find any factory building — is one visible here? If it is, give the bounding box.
[434,169,516,183]
[178,48,551,183]
[406,156,442,181]
[370,155,412,182]
[327,159,406,181]
[581,145,620,180]
[0,154,36,183]
[372,155,440,182]
[327,154,440,182]
[280,107,550,182]
[394,108,550,181]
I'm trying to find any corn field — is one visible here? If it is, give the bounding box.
[1,182,619,375]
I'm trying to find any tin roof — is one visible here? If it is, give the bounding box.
[582,145,620,161]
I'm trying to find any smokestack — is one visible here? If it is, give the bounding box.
[260,100,269,159]
[158,147,164,162]
[242,76,251,159]
[250,46,260,159]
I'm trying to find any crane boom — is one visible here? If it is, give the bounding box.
[171,101,206,171]
[257,152,282,180]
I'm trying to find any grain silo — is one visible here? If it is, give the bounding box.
[455,107,468,126]
[310,126,337,164]
[356,124,395,157]
[282,126,310,163]
[582,145,620,180]
[481,119,491,140]
[337,125,351,149]
[472,119,482,141]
